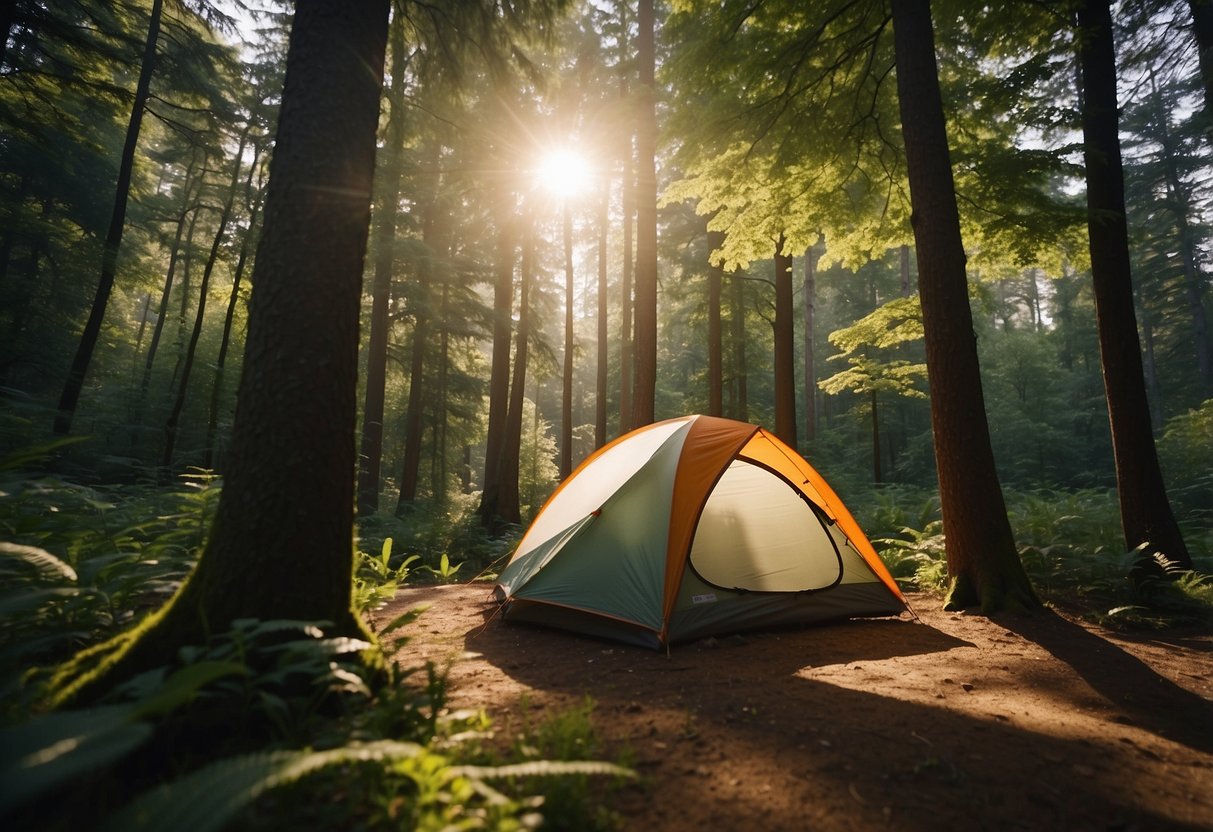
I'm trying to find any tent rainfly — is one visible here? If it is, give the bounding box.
[494,415,908,648]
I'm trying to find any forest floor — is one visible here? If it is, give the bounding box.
[372,584,1213,832]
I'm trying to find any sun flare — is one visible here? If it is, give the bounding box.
[535,148,592,198]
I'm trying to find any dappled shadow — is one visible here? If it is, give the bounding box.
[373,587,1213,831]
[999,609,1213,755]
[461,613,1211,831]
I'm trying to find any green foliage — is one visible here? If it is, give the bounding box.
[504,696,632,832]
[353,537,419,614]
[1158,400,1213,514]
[358,493,518,580]
[869,484,1213,627]
[0,471,218,715]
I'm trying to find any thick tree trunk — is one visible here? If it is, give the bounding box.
[54,0,391,706]
[708,229,724,417]
[478,194,515,526]
[358,20,410,516]
[1077,0,1192,569]
[773,236,797,447]
[631,0,657,428]
[561,203,574,478]
[802,245,817,443]
[892,0,1039,612]
[55,0,163,434]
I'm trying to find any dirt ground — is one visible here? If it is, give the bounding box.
[372,584,1213,832]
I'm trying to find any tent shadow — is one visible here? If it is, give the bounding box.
[997,609,1213,755]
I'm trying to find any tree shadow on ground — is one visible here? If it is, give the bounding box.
[462,611,1213,832]
[998,609,1213,755]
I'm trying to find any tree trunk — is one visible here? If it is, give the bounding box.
[631,0,657,428]
[55,0,164,434]
[358,18,410,516]
[1077,0,1192,569]
[708,229,724,417]
[773,236,797,447]
[871,389,882,485]
[53,0,391,706]
[204,146,264,471]
[498,221,535,526]
[560,202,574,478]
[595,179,610,447]
[398,255,433,507]
[434,278,450,503]
[163,128,251,472]
[731,272,748,421]
[140,151,202,401]
[892,0,1039,612]
[1149,72,1213,395]
[478,192,516,527]
[802,244,817,443]
[1188,0,1213,144]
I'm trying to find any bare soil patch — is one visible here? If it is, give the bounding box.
[373,584,1213,831]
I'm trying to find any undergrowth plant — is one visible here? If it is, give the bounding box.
[0,459,633,831]
[868,485,1213,627]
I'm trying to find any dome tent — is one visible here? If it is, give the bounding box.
[494,415,907,648]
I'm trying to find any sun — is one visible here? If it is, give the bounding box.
[534,148,593,198]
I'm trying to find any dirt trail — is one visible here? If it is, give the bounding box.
[374,584,1213,831]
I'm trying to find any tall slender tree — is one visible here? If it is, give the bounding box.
[631,0,657,427]
[891,0,1039,611]
[358,15,411,516]
[1076,0,1192,570]
[773,235,796,446]
[802,244,817,443]
[497,219,536,525]
[162,126,252,471]
[707,228,725,417]
[55,0,164,434]
[560,201,575,478]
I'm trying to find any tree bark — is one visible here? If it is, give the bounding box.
[497,221,535,526]
[478,191,516,527]
[1077,0,1192,569]
[54,0,391,706]
[708,229,724,417]
[802,244,817,443]
[631,0,657,428]
[358,18,410,516]
[205,145,264,471]
[773,236,797,447]
[55,0,164,434]
[1188,0,1213,144]
[163,128,251,472]
[892,0,1039,612]
[560,202,574,478]
[731,272,748,421]
[595,178,610,447]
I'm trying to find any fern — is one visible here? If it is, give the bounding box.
[101,741,424,832]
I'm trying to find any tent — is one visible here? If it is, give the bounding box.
[494,415,907,648]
